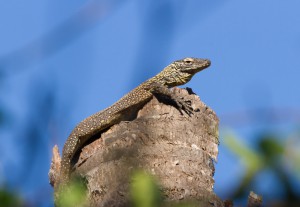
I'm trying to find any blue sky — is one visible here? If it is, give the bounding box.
[1,1,300,206]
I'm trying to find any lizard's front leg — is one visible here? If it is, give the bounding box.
[148,82,194,116]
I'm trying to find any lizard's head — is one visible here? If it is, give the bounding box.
[174,57,211,75]
[160,57,211,86]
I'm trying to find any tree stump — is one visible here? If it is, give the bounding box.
[52,87,223,206]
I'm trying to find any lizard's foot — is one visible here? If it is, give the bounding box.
[149,83,195,116]
[173,97,194,116]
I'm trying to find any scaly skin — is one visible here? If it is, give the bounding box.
[58,57,211,188]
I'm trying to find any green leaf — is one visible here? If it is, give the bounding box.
[56,179,88,207]
[0,188,23,207]
[130,170,162,207]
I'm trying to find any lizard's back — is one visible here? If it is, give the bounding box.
[60,82,154,183]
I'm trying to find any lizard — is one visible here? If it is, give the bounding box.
[56,57,211,189]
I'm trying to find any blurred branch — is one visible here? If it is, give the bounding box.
[0,0,125,75]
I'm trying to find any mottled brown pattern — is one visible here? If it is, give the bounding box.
[57,57,211,188]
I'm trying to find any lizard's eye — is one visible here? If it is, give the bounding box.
[184,58,193,64]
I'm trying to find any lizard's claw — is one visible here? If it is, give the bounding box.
[174,98,194,116]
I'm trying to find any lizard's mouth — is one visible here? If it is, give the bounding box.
[184,59,211,75]
[203,59,211,67]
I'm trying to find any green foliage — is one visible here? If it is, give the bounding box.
[223,130,263,174]
[222,129,300,203]
[258,134,284,161]
[285,132,300,178]
[130,170,162,207]
[56,178,88,207]
[0,188,23,207]
[130,170,196,207]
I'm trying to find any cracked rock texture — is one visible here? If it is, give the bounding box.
[74,88,223,207]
